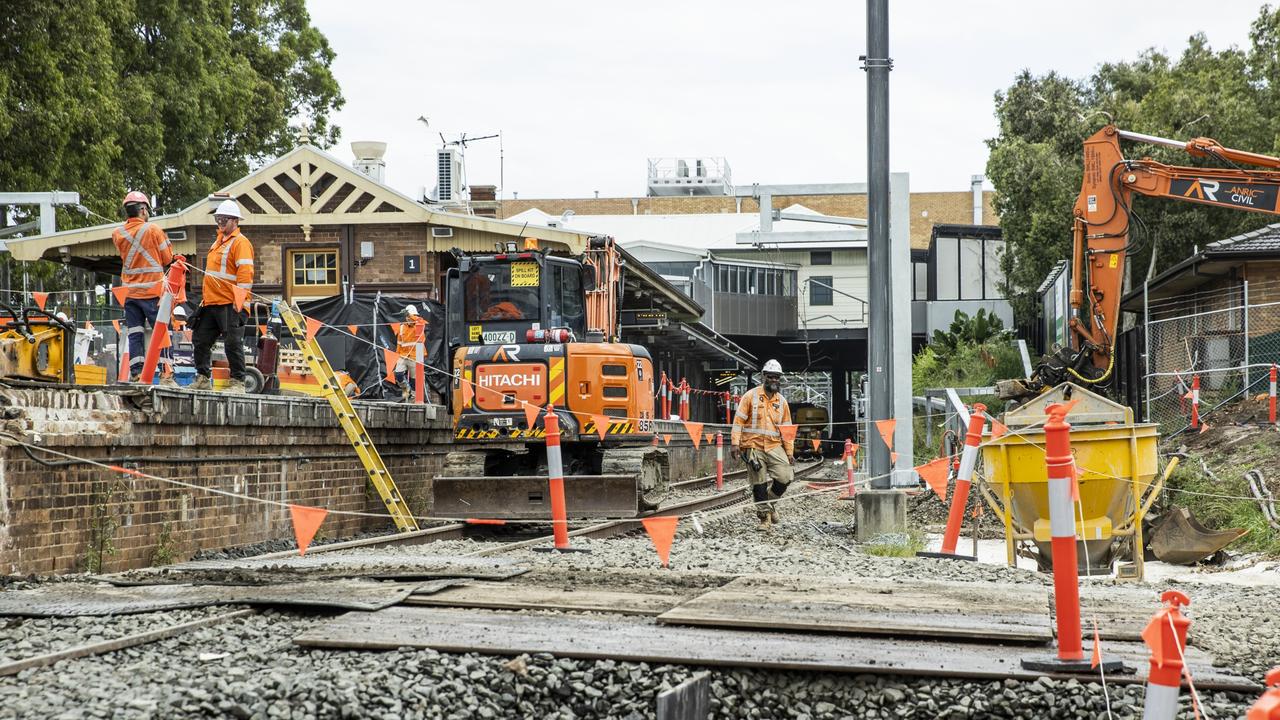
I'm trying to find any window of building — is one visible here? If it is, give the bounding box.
[810,276,833,306]
[983,240,1006,299]
[287,249,339,299]
[810,251,832,266]
[959,238,984,299]
[935,238,959,300]
[913,262,928,301]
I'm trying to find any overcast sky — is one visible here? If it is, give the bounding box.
[308,1,1261,199]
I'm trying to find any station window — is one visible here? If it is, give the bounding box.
[810,276,833,306]
[810,251,832,266]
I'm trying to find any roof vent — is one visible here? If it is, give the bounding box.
[351,141,388,184]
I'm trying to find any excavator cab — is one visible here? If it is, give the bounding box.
[445,249,588,350]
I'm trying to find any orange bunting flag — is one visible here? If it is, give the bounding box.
[1141,611,1166,667]
[347,324,359,336]
[289,504,328,556]
[231,285,248,312]
[390,322,401,336]
[111,286,129,306]
[304,316,322,341]
[914,457,950,502]
[778,423,798,445]
[523,402,541,430]
[811,438,821,452]
[591,413,611,441]
[1199,423,1210,434]
[641,515,679,568]
[1183,391,1193,400]
[258,325,267,337]
[683,420,704,449]
[383,348,399,383]
[890,452,898,465]
[31,292,48,311]
[875,419,896,452]
[1061,398,1081,415]
[662,433,672,445]
[990,420,1009,439]
[1091,618,1103,669]
[704,433,713,446]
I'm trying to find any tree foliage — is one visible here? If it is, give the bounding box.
[930,308,1011,351]
[987,7,1280,324]
[0,0,343,228]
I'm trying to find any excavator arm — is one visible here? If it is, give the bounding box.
[1003,125,1280,398]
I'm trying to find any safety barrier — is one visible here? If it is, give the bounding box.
[940,403,985,556]
[1250,668,1280,719]
[542,405,572,551]
[138,257,188,384]
[715,432,724,490]
[1190,375,1201,430]
[1141,591,1192,720]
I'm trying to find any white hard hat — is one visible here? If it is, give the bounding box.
[213,199,243,219]
[55,312,69,322]
[404,305,418,316]
[173,306,188,318]
[763,359,783,374]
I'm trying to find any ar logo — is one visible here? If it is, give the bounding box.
[1182,178,1220,202]
[491,344,521,362]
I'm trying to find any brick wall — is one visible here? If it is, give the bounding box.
[500,191,998,250]
[0,388,451,575]
[350,224,440,288]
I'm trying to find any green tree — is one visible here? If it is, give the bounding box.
[988,9,1280,326]
[0,0,343,226]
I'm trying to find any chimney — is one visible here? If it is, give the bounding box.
[971,174,984,224]
[351,141,388,184]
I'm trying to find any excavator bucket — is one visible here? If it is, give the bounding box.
[1148,506,1247,566]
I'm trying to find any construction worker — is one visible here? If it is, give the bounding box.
[731,359,794,528]
[111,191,176,385]
[395,305,421,400]
[191,199,253,393]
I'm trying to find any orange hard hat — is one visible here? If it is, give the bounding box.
[122,191,150,208]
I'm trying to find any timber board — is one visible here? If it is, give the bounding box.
[401,582,681,616]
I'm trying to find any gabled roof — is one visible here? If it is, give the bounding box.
[8,145,595,261]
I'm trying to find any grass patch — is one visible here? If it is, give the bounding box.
[1167,434,1280,557]
[862,529,927,557]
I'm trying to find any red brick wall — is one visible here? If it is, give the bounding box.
[0,388,449,575]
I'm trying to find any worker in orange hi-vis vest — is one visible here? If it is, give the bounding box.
[111,191,176,385]
[731,359,794,529]
[190,199,253,394]
[394,305,422,400]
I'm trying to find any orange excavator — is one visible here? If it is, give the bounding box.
[433,237,668,519]
[1000,125,1280,398]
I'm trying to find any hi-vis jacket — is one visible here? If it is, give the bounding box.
[112,219,173,300]
[731,385,794,457]
[201,229,253,306]
[396,319,422,358]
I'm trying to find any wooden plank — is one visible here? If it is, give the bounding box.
[657,672,710,720]
[401,582,681,616]
[657,574,1053,643]
[0,609,254,677]
[292,606,1254,690]
[1078,584,1181,644]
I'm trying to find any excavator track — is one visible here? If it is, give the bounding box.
[432,444,670,519]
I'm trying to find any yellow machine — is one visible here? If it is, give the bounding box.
[0,306,75,383]
[979,383,1165,580]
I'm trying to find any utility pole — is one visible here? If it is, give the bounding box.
[864,0,893,488]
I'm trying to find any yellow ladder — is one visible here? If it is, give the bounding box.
[278,303,420,532]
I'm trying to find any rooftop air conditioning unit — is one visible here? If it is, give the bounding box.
[436,145,465,204]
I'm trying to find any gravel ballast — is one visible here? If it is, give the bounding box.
[1,487,1275,719]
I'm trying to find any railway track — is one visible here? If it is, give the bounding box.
[247,462,817,561]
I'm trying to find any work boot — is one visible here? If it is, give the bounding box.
[189,375,212,391]
[769,508,781,525]
[159,375,178,388]
[224,378,247,395]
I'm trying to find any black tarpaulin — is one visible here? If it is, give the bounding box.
[293,294,446,400]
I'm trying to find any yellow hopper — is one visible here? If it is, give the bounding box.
[979,383,1164,581]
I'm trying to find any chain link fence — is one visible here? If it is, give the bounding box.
[1143,279,1280,434]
